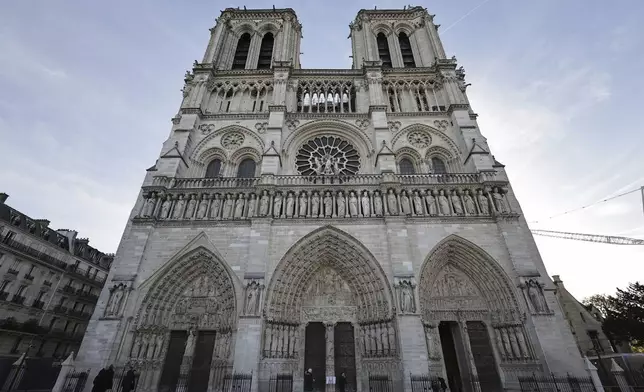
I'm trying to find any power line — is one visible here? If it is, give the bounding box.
[531,229,644,246]
[442,0,492,34]
[529,187,642,224]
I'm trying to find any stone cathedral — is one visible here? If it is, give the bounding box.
[76,6,587,392]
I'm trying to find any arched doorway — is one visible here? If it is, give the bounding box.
[261,226,399,392]
[128,249,237,392]
[419,236,537,392]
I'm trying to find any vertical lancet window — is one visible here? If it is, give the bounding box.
[237,158,256,178]
[432,157,447,174]
[232,33,251,70]
[377,33,392,68]
[398,32,415,68]
[257,32,274,69]
[399,158,415,175]
[205,159,222,178]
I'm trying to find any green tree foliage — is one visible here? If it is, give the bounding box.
[585,282,644,351]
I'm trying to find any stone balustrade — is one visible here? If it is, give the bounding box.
[136,173,515,222]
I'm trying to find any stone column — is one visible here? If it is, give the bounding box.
[610,359,633,392]
[459,322,478,384]
[178,330,198,389]
[325,322,335,392]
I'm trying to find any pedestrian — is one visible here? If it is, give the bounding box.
[304,368,314,392]
[121,366,136,392]
[92,365,113,392]
[337,372,347,392]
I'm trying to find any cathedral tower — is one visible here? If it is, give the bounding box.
[76,6,587,392]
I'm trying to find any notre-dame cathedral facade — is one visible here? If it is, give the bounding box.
[76,6,587,392]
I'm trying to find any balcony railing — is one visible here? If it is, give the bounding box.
[7,269,19,275]
[53,305,68,314]
[23,274,34,281]
[43,280,52,287]
[0,292,8,301]
[32,300,45,309]
[10,295,25,305]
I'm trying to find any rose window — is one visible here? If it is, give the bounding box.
[221,131,245,150]
[296,136,360,176]
[407,130,431,148]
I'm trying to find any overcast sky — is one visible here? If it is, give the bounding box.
[1,0,642,300]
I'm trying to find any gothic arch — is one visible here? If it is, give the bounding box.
[282,120,375,173]
[395,147,423,173]
[231,23,255,37]
[257,22,280,35]
[393,23,415,36]
[371,23,394,37]
[191,125,265,164]
[264,226,394,324]
[393,124,461,157]
[134,246,239,331]
[419,235,521,322]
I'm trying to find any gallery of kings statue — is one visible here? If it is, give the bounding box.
[74,6,588,392]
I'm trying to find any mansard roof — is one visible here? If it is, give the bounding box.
[0,193,113,269]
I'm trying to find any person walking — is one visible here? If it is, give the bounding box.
[121,366,136,392]
[304,368,314,392]
[92,365,115,392]
[337,372,347,392]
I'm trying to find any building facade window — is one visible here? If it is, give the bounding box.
[432,157,447,174]
[377,33,392,68]
[588,330,603,354]
[232,33,251,70]
[205,159,222,178]
[257,32,274,69]
[236,159,256,178]
[398,32,415,67]
[399,158,416,175]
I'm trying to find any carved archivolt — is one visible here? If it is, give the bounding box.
[134,248,237,331]
[392,124,461,157]
[419,235,521,324]
[191,124,265,164]
[264,226,394,324]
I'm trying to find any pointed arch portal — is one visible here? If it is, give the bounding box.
[261,226,400,392]
[131,248,238,392]
[419,236,534,392]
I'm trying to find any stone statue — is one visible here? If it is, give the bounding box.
[373,191,383,216]
[106,286,124,316]
[387,189,398,215]
[247,193,257,217]
[438,190,451,215]
[477,189,490,215]
[323,155,334,175]
[333,157,340,175]
[142,194,156,217]
[426,190,438,215]
[527,280,547,313]
[222,194,233,219]
[451,190,464,215]
[493,188,509,214]
[211,194,222,219]
[259,190,270,216]
[324,192,333,217]
[185,194,197,218]
[184,330,196,356]
[273,192,283,217]
[298,192,308,217]
[412,191,424,215]
[172,195,186,219]
[234,194,245,219]
[311,192,320,217]
[361,191,370,217]
[400,191,411,215]
[463,190,476,215]
[400,283,414,313]
[337,191,346,217]
[246,284,259,315]
[286,193,295,217]
[347,191,359,216]
[313,156,323,175]
[196,194,208,219]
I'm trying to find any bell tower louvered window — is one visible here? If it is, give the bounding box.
[377,33,392,68]
[398,32,415,68]
[232,33,251,70]
[257,33,274,69]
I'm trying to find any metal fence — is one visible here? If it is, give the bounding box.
[368,374,393,392]
[61,371,88,392]
[0,357,62,392]
[111,368,140,392]
[268,374,293,392]
[221,373,253,392]
[518,373,596,392]
[410,374,448,392]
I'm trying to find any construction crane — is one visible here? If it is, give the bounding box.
[531,229,644,245]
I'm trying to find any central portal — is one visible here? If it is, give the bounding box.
[303,322,357,392]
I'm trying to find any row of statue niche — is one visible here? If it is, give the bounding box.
[359,321,398,358]
[139,187,511,220]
